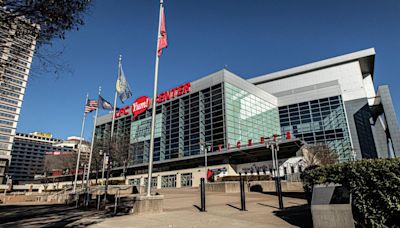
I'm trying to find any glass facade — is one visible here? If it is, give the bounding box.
[96,82,354,166]
[97,83,227,166]
[96,82,284,167]
[279,95,352,161]
[225,82,280,146]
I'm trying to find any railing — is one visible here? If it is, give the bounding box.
[284,173,302,182]
[114,188,120,214]
[110,186,132,214]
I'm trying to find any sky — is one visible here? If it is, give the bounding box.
[17,0,400,140]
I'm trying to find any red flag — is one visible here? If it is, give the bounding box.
[157,6,168,57]
[207,169,214,180]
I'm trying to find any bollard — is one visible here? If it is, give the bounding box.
[200,178,206,212]
[97,194,101,210]
[240,176,246,211]
[276,174,284,209]
[75,193,79,208]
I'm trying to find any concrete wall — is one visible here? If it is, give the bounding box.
[377,86,400,157]
[253,61,368,105]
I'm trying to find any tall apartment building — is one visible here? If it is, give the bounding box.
[0,11,38,183]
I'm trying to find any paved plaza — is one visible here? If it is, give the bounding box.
[0,188,311,228]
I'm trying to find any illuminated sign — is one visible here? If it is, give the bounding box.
[115,82,191,119]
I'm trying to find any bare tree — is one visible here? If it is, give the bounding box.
[300,143,338,166]
[90,140,105,184]
[44,152,77,176]
[0,0,93,84]
[1,0,92,47]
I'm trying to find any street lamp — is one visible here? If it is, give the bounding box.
[199,141,212,183]
[81,163,87,189]
[99,149,106,186]
[267,140,283,209]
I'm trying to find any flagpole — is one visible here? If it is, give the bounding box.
[73,93,88,193]
[86,86,101,187]
[147,0,163,197]
[110,55,121,139]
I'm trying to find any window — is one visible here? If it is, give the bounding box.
[0,135,10,141]
[128,178,141,186]
[143,177,157,188]
[0,104,17,112]
[161,175,176,188]
[181,173,192,187]
[0,128,12,133]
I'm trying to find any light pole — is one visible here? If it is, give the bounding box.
[104,153,111,205]
[82,163,87,189]
[199,141,211,183]
[268,141,283,209]
[99,150,106,186]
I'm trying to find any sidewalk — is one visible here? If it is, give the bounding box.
[91,188,311,228]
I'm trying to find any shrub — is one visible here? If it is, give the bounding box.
[301,158,400,228]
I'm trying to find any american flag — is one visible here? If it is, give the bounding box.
[85,99,98,113]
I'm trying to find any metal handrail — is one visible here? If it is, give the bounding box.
[114,188,120,214]
[111,186,131,214]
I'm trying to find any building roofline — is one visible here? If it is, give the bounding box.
[248,48,375,85]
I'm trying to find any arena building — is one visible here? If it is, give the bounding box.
[93,48,399,188]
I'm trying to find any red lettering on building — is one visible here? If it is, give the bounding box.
[260,136,265,144]
[183,82,191,93]
[115,82,192,119]
[170,88,176,99]
[273,134,278,141]
[177,86,183,96]
[115,106,130,118]
[237,141,241,149]
[156,82,191,103]
[123,105,130,115]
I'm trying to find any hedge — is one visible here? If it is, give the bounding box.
[301,158,400,228]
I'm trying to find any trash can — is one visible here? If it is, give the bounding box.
[311,184,354,228]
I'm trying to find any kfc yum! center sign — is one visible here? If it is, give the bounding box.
[115,82,191,120]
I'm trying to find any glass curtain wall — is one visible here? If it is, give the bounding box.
[225,82,280,146]
[279,95,352,161]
